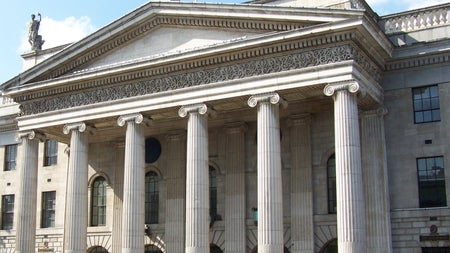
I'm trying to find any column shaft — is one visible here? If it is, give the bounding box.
[165,131,187,253]
[224,123,247,253]
[361,109,393,253]
[112,142,125,253]
[15,131,42,253]
[326,83,366,253]
[179,104,209,253]
[63,123,90,253]
[118,114,146,253]
[248,93,285,253]
[289,115,314,253]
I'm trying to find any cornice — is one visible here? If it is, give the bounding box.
[386,50,450,71]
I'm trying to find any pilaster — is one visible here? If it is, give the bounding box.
[15,130,44,253]
[361,108,393,253]
[179,104,210,253]
[324,81,366,253]
[224,122,248,253]
[117,113,148,253]
[287,114,314,253]
[165,130,187,253]
[248,92,286,253]
[63,122,94,253]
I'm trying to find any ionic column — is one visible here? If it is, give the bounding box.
[248,92,287,253]
[112,142,125,253]
[63,122,94,253]
[15,131,44,253]
[288,114,314,253]
[324,82,366,253]
[361,108,393,253]
[165,130,187,253]
[224,122,248,253]
[179,104,210,253]
[117,113,148,253]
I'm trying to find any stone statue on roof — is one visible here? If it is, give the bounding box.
[28,13,45,51]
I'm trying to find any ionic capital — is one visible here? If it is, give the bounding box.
[63,122,96,135]
[16,130,46,142]
[323,81,365,97]
[117,113,152,127]
[287,113,312,128]
[224,122,248,135]
[248,92,287,108]
[178,103,215,118]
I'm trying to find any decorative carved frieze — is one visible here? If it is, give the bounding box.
[19,43,379,116]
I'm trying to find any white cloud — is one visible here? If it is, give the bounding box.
[19,16,96,53]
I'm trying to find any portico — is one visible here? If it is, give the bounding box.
[2,2,393,253]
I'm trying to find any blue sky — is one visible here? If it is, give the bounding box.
[0,0,448,84]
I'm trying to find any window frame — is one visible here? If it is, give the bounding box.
[1,194,14,230]
[145,171,159,224]
[417,156,447,208]
[209,166,218,219]
[44,139,58,166]
[91,176,107,226]
[412,85,441,124]
[422,247,450,253]
[41,191,56,228]
[4,144,17,171]
[327,154,337,214]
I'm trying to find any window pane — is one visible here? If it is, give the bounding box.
[418,157,447,208]
[42,191,56,228]
[209,167,218,218]
[91,177,106,226]
[422,99,431,110]
[415,112,424,123]
[1,195,14,230]
[44,140,58,166]
[430,86,439,97]
[432,110,441,121]
[145,172,159,224]
[423,111,432,122]
[4,145,17,171]
[327,155,336,214]
[413,85,440,123]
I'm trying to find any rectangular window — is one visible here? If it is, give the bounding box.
[413,85,440,123]
[422,247,450,253]
[417,156,446,208]
[41,191,56,228]
[44,140,58,166]
[4,144,17,171]
[1,195,14,230]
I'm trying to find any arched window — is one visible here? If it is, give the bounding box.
[88,246,108,253]
[319,238,337,253]
[145,171,159,224]
[327,154,337,214]
[91,176,107,226]
[144,244,163,253]
[210,244,223,253]
[209,166,217,219]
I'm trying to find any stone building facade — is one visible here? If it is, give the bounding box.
[0,0,449,252]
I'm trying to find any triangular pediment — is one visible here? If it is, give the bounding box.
[1,1,371,90]
[75,26,262,73]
